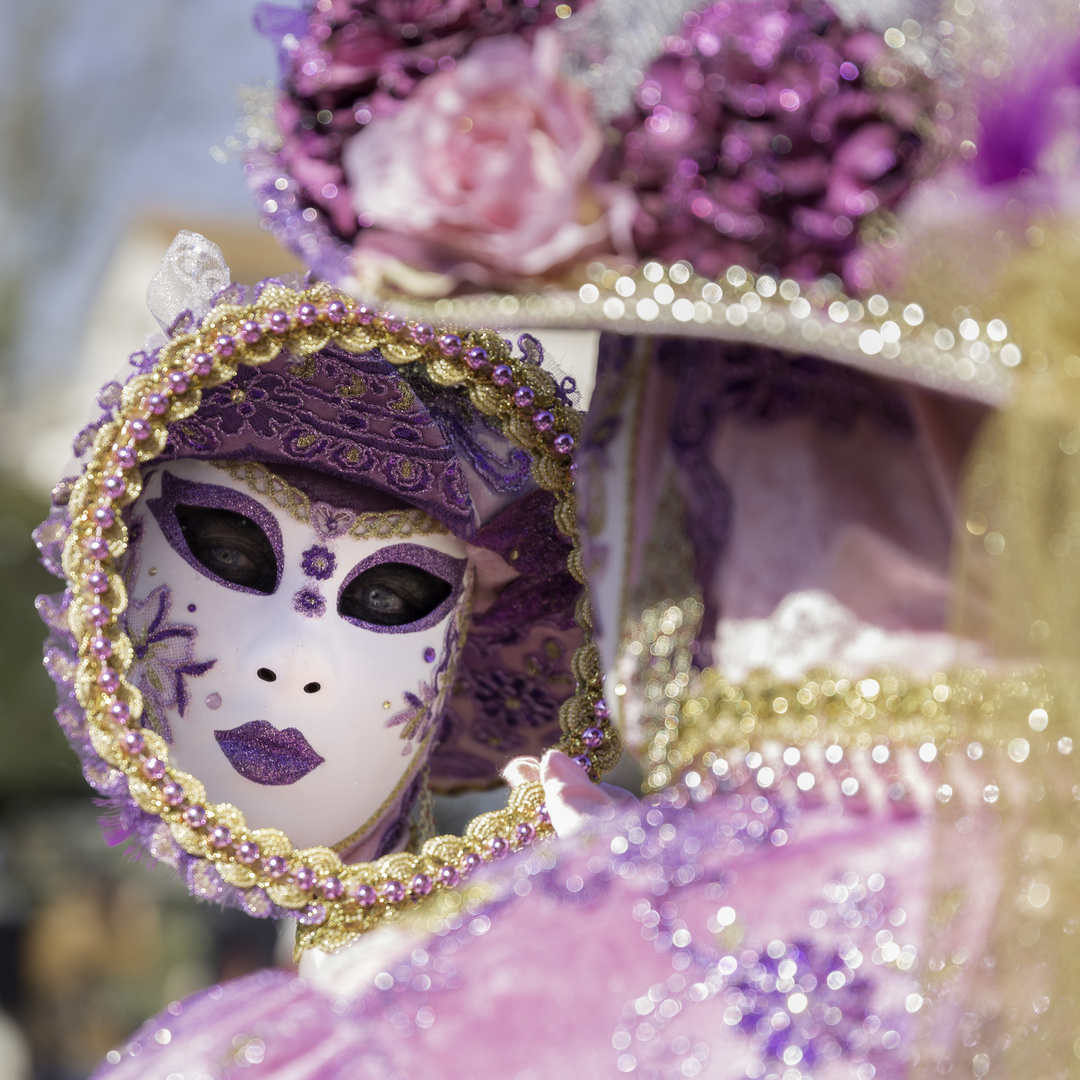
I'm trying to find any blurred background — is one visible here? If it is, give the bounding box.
[0,4,614,1076]
[0,5,611,1077]
[0,4,289,1077]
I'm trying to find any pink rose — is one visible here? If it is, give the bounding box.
[342,30,625,280]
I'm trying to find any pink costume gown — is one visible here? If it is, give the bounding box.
[92,334,1061,1080]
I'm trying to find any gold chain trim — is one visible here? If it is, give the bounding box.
[61,282,621,954]
[211,459,450,540]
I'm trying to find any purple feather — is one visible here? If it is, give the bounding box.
[974,42,1080,186]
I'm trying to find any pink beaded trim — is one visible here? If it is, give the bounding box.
[60,282,619,953]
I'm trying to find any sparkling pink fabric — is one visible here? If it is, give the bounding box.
[93,745,1006,1079]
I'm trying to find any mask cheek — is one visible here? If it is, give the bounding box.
[121,579,218,743]
[379,569,474,758]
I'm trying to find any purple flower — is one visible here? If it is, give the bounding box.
[293,587,327,619]
[612,0,932,286]
[387,680,438,748]
[124,585,216,741]
[301,544,337,580]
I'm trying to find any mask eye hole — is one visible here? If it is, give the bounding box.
[338,562,452,627]
[175,505,279,595]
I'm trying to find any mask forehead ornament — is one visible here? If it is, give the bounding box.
[40,278,618,953]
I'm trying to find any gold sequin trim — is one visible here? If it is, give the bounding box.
[625,597,1054,793]
[387,261,1020,407]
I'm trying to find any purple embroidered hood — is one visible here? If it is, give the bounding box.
[34,259,586,899]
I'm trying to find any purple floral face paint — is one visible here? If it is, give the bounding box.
[293,587,327,618]
[125,583,216,742]
[301,544,336,580]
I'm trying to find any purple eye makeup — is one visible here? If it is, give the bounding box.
[147,471,284,595]
[337,544,466,634]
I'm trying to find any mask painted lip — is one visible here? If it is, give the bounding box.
[214,720,325,786]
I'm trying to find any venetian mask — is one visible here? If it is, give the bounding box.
[123,458,472,856]
[36,248,615,950]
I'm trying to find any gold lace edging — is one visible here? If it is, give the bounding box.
[211,459,449,540]
[624,597,1055,793]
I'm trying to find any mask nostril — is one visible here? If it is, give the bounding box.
[303,682,321,694]
[257,668,277,683]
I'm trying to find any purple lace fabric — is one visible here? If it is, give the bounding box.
[661,338,914,637]
[160,343,475,536]
[429,488,578,786]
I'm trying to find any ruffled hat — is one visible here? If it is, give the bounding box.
[246,0,1021,404]
[34,233,615,950]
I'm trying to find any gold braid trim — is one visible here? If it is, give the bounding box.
[61,283,619,954]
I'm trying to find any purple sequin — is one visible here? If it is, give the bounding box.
[214,720,326,786]
[293,587,327,619]
[301,544,336,580]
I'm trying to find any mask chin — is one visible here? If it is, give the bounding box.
[123,458,472,853]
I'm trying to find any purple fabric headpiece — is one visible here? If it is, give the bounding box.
[158,342,476,534]
[35,281,583,821]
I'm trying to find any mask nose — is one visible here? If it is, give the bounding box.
[255,665,323,694]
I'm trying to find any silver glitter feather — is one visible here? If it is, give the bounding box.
[559,0,701,122]
[560,0,945,123]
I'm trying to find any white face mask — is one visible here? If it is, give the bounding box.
[122,459,472,855]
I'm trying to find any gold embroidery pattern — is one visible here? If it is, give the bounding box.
[211,459,450,540]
